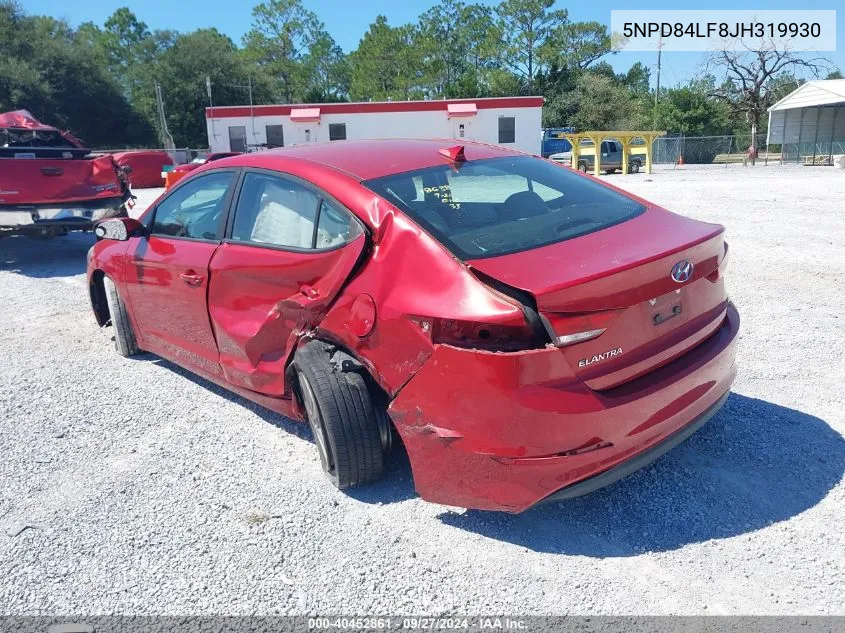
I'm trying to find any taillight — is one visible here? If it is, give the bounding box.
[543,310,621,348]
[410,316,535,351]
[707,241,729,282]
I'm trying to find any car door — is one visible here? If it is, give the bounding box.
[207,170,366,396]
[125,170,238,377]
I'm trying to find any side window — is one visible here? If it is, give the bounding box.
[316,200,362,249]
[231,172,319,249]
[152,171,234,240]
[498,117,515,144]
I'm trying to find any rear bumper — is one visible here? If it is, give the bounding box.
[388,302,739,513]
[0,198,126,233]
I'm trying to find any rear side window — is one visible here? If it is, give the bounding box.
[363,156,645,259]
[316,200,362,248]
[152,171,234,240]
[231,172,362,250]
[232,172,319,249]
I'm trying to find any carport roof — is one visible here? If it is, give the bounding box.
[768,80,845,112]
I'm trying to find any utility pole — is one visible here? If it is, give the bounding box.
[248,75,255,150]
[653,38,663,129]
[155,82,175,152]
[207,75,217,150]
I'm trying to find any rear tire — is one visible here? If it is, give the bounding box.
[103,276,139,357]
[630,161,641,174]
[294,341,387,489]
[578,162,588,173]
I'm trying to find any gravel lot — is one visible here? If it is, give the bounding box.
[1,164,843,615]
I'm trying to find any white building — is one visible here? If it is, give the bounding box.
[205,97,544,156]
[767,80,845,162]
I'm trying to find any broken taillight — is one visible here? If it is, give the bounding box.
[411,316,535,352]
[544,310,622,348]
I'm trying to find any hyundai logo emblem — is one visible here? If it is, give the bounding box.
[671,260,694,283]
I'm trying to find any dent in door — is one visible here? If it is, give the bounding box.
[207,235,366,396]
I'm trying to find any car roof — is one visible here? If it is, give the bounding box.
[223,138,525,181]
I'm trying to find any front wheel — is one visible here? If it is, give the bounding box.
[294,341,388,489]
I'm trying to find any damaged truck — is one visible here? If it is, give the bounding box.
[0,110,133,239]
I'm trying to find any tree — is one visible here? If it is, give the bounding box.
[496,0,567,92]
[0,1,154,146]
[157,29,273,146]
[557,72,649,130]
[654,82,732,136]
[704,42,832,149]
[242,0,330,103]
[349,16,425,101]
[417,0,500,97]
[547,21,613,70]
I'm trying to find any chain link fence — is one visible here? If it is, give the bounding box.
[653,134,774,165]
[654,134,845,165]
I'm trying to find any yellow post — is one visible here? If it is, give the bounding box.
[590,135,603,177]
[619,135,630,175]
[570,138,580,171]
[645,134,653,174]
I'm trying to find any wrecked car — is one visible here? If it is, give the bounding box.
[0,110,133,238]
[86,139,739,512]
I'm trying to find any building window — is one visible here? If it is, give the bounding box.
[228,126,247,153]
[266,124,284,148]
[329,123,347,141]
[498,117,515,144]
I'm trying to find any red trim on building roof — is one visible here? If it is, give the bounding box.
[206,97,543,119]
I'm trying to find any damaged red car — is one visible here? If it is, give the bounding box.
[0,110,132,238]
[87,139,738,512]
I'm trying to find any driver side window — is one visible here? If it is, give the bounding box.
[152,171,235,240]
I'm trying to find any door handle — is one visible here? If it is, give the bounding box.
[179,271,204,286]
[300,284,319,299]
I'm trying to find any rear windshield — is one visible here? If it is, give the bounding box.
[363,156,645,259]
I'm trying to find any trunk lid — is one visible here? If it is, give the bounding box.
[0,155,124,206]
[468,206,729,390]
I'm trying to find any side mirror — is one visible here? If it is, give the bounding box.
[94,217,145,241]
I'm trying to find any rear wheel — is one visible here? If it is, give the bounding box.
[294,341,389,489]
[103,276,139,357]
[630,161,641,174]
[578,162,588,173]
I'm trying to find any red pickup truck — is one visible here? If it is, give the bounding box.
[0,110,133,238]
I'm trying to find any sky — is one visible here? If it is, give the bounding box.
[20,0,844,90]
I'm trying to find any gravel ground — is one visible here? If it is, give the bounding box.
[1,164,843,616]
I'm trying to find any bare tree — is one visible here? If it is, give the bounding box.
[704,40,832,150]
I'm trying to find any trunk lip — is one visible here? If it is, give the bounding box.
[467,205,725,300]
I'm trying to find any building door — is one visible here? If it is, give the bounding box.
[451,119,472,142]
[228,126,247,152]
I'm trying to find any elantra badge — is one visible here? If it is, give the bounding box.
[671,260,694,283]
[578,347,623,368]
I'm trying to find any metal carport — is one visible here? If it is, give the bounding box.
[767,80,845,164]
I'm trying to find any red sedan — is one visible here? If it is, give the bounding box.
[170,152,242,175]
[87,139,738,512]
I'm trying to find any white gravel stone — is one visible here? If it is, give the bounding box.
[0,163,843,615]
